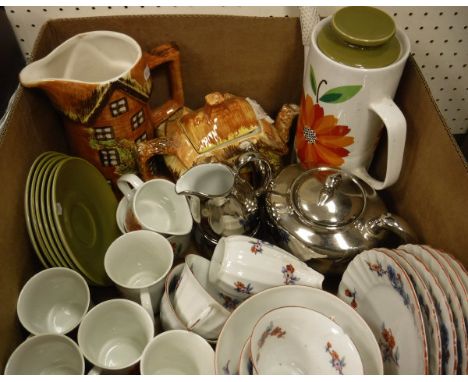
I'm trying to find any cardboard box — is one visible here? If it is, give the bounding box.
[0,14,467,370]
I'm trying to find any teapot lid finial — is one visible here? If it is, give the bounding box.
[290,167,366,227]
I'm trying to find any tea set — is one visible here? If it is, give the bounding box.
[7,6,468,376]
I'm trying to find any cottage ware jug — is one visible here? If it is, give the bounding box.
[175,152,272,247]
[296,7,411,190]
[265,164,416,274]
[19,31,183,184]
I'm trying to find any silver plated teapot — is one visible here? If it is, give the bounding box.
[265,165,416,273]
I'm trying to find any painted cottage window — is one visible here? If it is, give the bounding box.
[135,133,147,144]
[94,126,115,141]
[99,149,120,167]
[131,109,145,130]
[110,98,128,117]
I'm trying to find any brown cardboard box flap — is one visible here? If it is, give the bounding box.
[0,14,467,370]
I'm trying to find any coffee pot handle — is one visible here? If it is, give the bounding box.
[143,43,184,126]
[234,151,272,197]
[354,98,406,190]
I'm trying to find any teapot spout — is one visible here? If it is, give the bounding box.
[365,213,418,244]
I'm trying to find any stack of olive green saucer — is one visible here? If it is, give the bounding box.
[24,151,120,286]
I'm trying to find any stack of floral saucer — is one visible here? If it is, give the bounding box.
[24,151,120,286]
[338,245,467,375]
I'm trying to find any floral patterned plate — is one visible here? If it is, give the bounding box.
[399,244,466,375]
[338,249,428,374]
[215,285,382,375]
[396,248,457,375]
[379,249,442,374]
[422,245,468,374]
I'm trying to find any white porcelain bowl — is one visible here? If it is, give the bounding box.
[215,285,383,375]
[250,306,363,375]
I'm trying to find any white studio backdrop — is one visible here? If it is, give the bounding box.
[4,5,468,135]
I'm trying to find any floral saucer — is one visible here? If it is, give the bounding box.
[379,249,442,374]
[396,248,457,375]
[238,338,253,375]
[338,249,428,374]
[399,244,466,375]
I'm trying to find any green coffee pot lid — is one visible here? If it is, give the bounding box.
[317,6,401,69]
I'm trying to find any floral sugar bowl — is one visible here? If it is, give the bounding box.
[265,165,416,274]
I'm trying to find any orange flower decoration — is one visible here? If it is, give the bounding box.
[295,93,354,168]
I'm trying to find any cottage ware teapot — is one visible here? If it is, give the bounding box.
[265,164,416,273]
[19,31,183,185]
[175,152,272,247]
[137,92,299,180]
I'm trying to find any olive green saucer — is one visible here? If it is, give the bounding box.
[51,157,119,286]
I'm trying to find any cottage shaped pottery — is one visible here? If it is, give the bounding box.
[215,286,382,375]
[117,173,192,236]
[297,8,411,189]
[4,334,85,375]
[265,164,415,273]
[250,306,363,375]
[209,235,324,301]
[17,267,90,336]
[20,31,184,184]
[104,231,174,321]
[338,249,428,374]
[77,299,154,374]
[139,91,299,180]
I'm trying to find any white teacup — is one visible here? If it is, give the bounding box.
[174,254,230,340]
[4,334,85,375]
[104,230,173,322]
[250,306,363,375]
[16,267,90,336]
[160,264,187,332]
[209,235,324,300]
[116,196,191,258]
[77,299,154,374]
[140,330,215,375]
[117,173,192,235]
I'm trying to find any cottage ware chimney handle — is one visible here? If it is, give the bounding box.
[143,43,184,126]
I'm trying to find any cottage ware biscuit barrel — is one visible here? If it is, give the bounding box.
[19,31,183,185]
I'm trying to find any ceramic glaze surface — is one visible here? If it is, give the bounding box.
[215,285,382,375]
[4,334,85,375]
[209,235,324,301]
[396,248,457,375]
[140,330,215,375]
[250,306,363,375]
[298,16,411,190]
[380,249,442,375]
[400,244,467,375]
[17,268,90,336]
[338,250,428,375]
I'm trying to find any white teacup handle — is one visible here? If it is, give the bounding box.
[186,305,216,330]
[140,288,155,325]
[87,366,102,375]
[117,173,144,200]
[354,98,406,190]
